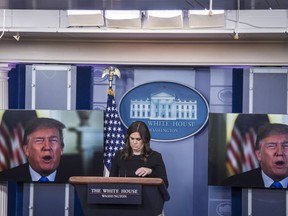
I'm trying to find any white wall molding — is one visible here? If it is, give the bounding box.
[0,40,287,66]
[0,63,15,108]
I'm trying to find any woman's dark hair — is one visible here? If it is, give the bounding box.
[23,117,66,148]
[255,123,288,150]
[120,121,153,161]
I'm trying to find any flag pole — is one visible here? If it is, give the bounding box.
[102,66,126,177]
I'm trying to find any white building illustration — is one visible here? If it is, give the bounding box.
[130,91,197,120]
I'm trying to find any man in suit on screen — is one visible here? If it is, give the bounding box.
[0,117,71,182]
[223,123,288,188]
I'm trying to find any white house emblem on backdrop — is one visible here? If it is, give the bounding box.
[119,81,209,142]
[130,91,198,120]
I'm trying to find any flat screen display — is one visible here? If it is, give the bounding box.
[208,113,288,189]
[0,109,104,183]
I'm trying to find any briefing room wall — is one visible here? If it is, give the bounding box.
[91,66,234,216]
[5,64,286,216]
[92,66,196,215]
[13,64,287,216]
[8,64,234,216]
[2,39,288,216]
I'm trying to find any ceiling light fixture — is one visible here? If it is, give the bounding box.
[188,10,225,28]
[105,10,142,28]
[67,10,104,27]
[145,10,183,29]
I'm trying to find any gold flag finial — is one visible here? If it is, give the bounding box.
[102,66,121,88]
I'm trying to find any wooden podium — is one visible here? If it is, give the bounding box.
[69,176,170,216]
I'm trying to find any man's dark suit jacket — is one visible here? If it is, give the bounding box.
[222,168,265,188]
[0,162,73,183]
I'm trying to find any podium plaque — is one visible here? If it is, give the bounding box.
[69,176,170,216]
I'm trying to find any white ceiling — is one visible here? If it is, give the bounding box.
[1,0,288,10]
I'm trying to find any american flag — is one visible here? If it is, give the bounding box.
[0,122,26,171]
[0,110,36,171]
[226,114,269,176]
[103,87,126,177]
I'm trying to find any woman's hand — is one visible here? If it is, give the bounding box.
[135,167,152,177]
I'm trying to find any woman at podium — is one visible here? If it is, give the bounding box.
[110,121,169,188]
